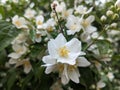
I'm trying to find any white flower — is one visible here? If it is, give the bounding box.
[62,9,73,18]
[66,15,82,35]
[80,15,97,41]
[36,15,44,29]
[12,15,28,29]
[107,72,114,81]
[24,8,36,19]
[97,80,106,89]
[75,5,93,15]
[51,1,66,13]
[115,0,120,8]
[47,33,85,65]
[9,58,32,74]
[42,33,90,84]
[8,44,27,59]
[44,18,56,32]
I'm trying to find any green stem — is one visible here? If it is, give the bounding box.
[54,9,64,35]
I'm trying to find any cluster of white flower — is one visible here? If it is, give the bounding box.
[6,0,120,89]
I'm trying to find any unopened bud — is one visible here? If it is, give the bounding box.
[112,13,119,20]
[100,15,107,21]
[106,10,113,16]
[110,23,117,28]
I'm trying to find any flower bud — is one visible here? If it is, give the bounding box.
[100,15,107,21]
[106,10,113,16]
[110,23,117,28]
[112,13,119,20]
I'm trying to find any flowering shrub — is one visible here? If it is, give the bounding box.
[0,0,120,90]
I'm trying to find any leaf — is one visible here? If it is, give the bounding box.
[7,68,17,90]
[0,49,7,65]
[0,6,5,19]
[29,29,36,42]
[29,44,46,60]
[0,20,20,51]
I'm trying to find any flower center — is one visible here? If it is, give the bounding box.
[15,20,21,27]
[58,46,69,57]
[81,20,89,28]
[70,24,77,30]
[37,21,43,25]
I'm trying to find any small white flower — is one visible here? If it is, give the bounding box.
[8,44,27,59]
[107,72,114,81]
[12,15,28,29]
[42,33,90,84]
[51,1,66,13]
[66,15,82,35]
[36,15,44,29]
[9,58,32,74]
[44,18,56,32]
[80,15,97,41]
[97,80,106,89]
[24,8,36,19]
[75,5,93,15]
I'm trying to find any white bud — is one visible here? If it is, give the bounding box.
[100,15,107,21]
[110,23,117,28]
[115,0,120,8]
[106,10,113,16]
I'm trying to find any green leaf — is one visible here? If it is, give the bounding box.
[0,20,20,51]
[0,6,5,19]
[7,68,17,90]
[29,29,36,42]
[0,49,7,65]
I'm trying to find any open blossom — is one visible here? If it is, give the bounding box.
[12,15,28,29]
[66,15,82,35]
[9,58,32,74]
[35,15,44,29]
[80,15,97,41]
[8,43,27,59]
[42,33,90,84]
[75,5,93,15]
[51,1,66,13]
[24,8,36,19]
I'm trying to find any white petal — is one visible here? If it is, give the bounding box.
[48,39,58,57]
[42,55,57,65]
[68,69,80,83]
[66,38,81,52]
[86,26,97,34]
[86,15,95,23]
[24,64,32,74]
[54,33,67,47]
[97,81,106,88]
[77,57,91,67]
[8,53,21,59]
[67,30,76,35]
[45,65,56,74]
[61,65,69,85]
[9,59,17,64]
[86,7,93,14]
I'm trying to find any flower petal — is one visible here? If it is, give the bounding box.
[68,68,80,83]
[77,57,91,67]
[42,55,57,65]
[45,65,56,74]
[66,38,81,52]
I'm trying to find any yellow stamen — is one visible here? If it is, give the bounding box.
[58,46,69,57]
